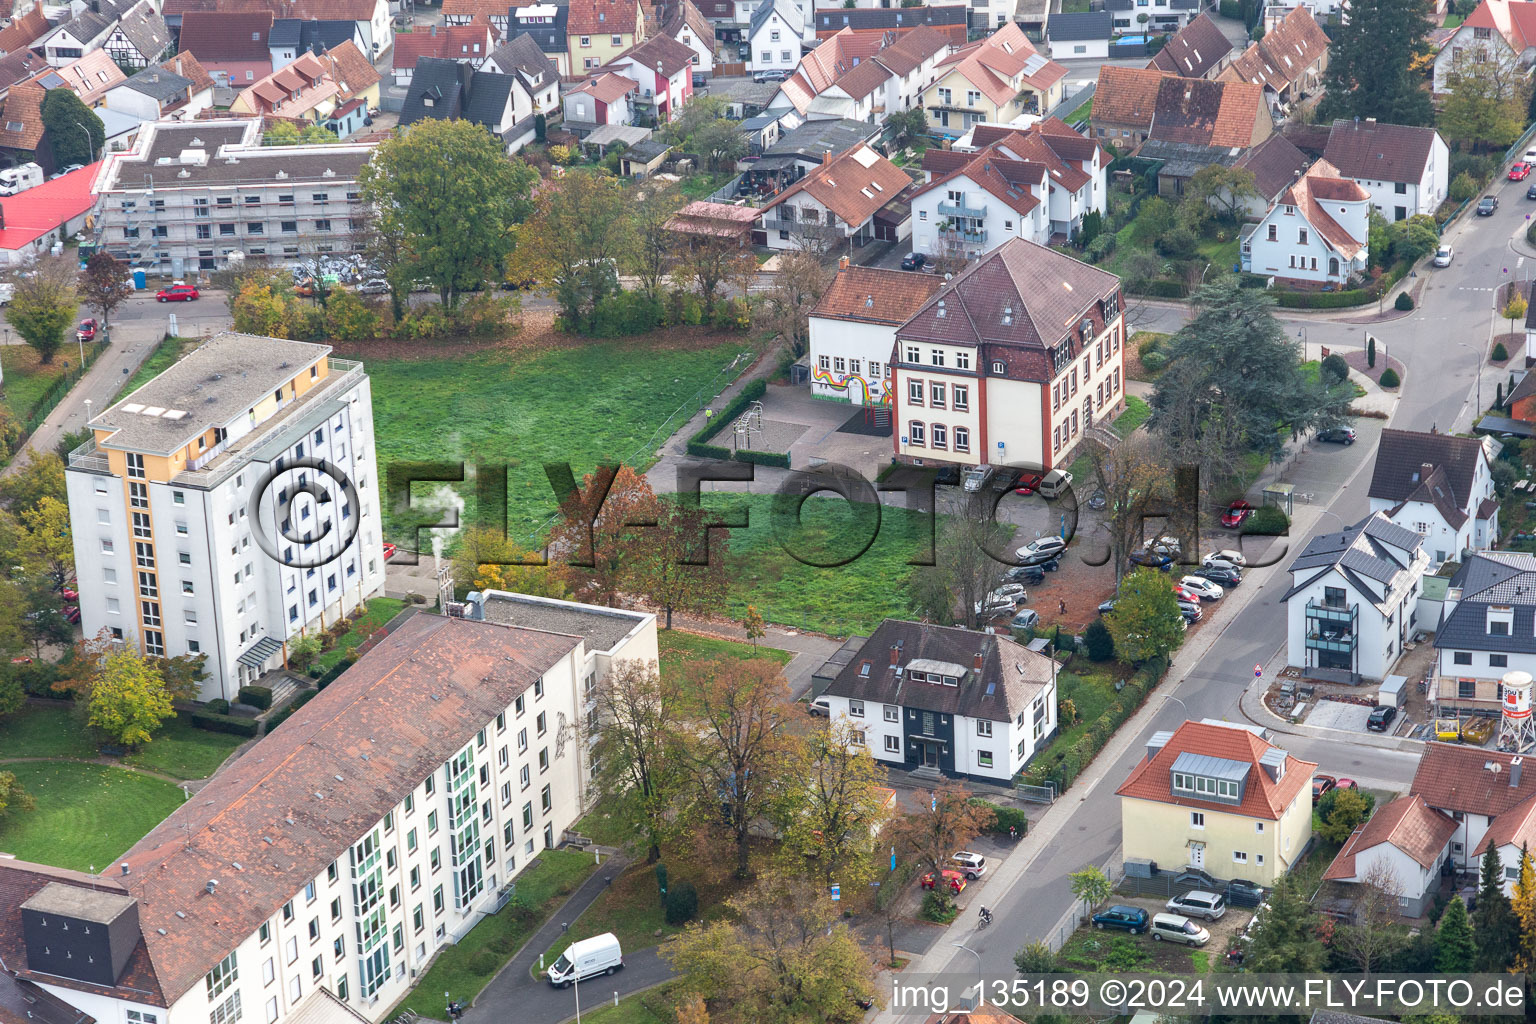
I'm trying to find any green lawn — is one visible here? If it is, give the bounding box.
[387,849,597,1020]
[1113,395,1151,436]
[125,714,245,780]
[679,171,734,199]
[695,493,926,637]
[115,337,198,401]
[0,761,185,870]
[312,597,410,672]
[1048,667,1119,754]
[1196,233,1241,275]
[0,705,99,759]
[0,341,104,422]
[574,981,682,1024]
[657,629,792,680]
[1444,12,1464,26]
[1064,97,1093,124]
[369,340,751,542]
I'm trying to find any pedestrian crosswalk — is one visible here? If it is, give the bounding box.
[1458,286,1500,292]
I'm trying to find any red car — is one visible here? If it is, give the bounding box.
[1221,500,1254,528]
[76,318,97,342]
[60,587,79,602]
[382,542,397,561]
[1013,472,1044,495]
[920,869,968,895]
[1336,777,1358,792]
[1512,162,1532,181]
[63,605,80,624]
[1313,774,1336,803]
[156,283,199,302]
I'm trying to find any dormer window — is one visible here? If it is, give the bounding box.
[1489,605,1514,636]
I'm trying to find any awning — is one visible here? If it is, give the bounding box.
[237,635,284,669]
[1474,415,1536,439]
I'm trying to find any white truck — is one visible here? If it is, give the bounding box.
[0,283,12,306]
[0,162,44,196]
[547,932,623,988]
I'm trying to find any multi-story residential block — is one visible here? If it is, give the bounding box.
[65,332,385,700]
[1432,552,1536,715]
[808,261,942,406]
[889,236,1125,472]
[1240,159,1370,288]
[919,23,1066,137]
[0,602,656,1024]
[92,118,376,273]
[814,619,1058,782]
[1322,118,1450,222]
[1282,512,1428,684]
[1117,720,1316,886]
[567,0,647,73]
[1368,429,1498,566]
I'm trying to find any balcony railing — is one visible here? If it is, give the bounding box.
[938,199,986,219]
[1305,599,1357,626]
[67,439,111,474]
[1305,631,1356,653]
[939,226,986,244]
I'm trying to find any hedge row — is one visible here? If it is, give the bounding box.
[238,685,272,710]
[1134,279,1188,299]
[1271,260,1411,310]
[686,378,768,456]
[313,658,350,689]
[732,448,790,468]
[1023,656,1169,793]
[192,711,261,737]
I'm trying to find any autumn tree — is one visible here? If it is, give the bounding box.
[450,525,567,599]
[1182,164,1261,223]
[680,657,801,878]
[758,250,835,358]
[662,871,878,1023]
[1438,46,1530,152]
[0,451,67,508]
[1513,843,1536,973]
[629,181,684,300]
[549,465,659,606]
[908,501,1014,629]
[776,717,890,889]
[1086,432,1175,583]
[0,770,35,818]
[155,653,208,702]
[678,236,755,315]
[627,497,729,629]
[232,274,293,337]
[78,252,133,332]
[1104,566,1185,664]
[742,605,765,651]
[1069,866,1113,911]
[356,214,413,321]
[886,783,995,910]
[589,658,686,862]
[510,169,635,332]
[6,255,78,365]
[358,119,537,310]
[87,648,175,748]
[1331,860,1409,974]
[18,497,74,590]
[1473,842,1518,971]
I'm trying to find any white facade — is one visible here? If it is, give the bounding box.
[911,172,1047,256]
[1243,192,1371,286]
[748,2,805,72]
[1340,136,1450,221]
[1046,35,1109,59]
[672,20,715,73]
[1432,24,1529,94]
[809,318,898,405]
[1369,449,1496,564]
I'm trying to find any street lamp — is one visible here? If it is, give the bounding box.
[1457,341,1483,416]
[1162,694,1189,720]
[952,942,984,1009]
[74,121,93,163]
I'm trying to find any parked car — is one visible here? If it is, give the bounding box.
[1226,879,1264,908]
[1194,566,1241,588]
[1313,774,1336,803]
[753,69,790,82]
[1172,584,1199,604]
[1528,182,1536,200]
[63,605,80,624]
[383,542,397,561]
[156,283,199,302]
[1367,705,1398,732]
[1203,549,1248,568]
[808,697,831,717]
[1512,162,1532,181]
[1177,600,1202,623]
[60,588,79,602]
[357,279,390,294]
[1091,905,1149,934]
[1097,599,1116,615]
[1012,472,1044,495]
[1167,891,1227,921]
[1009,608,1040,631]
[547,933,623,988]
[1478,195,1500,215]
[920,869,967,894]
[1335,777,1358,792]
[1433,245,1454,267]
[1015,536,1067,564]
[1038,468,1074,499]
[901,252,927,271]
[976,593,1020,617]
[1086,490,1107,511]
[1130,549,1173,570]
[950,851,987,879]
[76,318,97,342]
[1151,913,1210,946]
[1003,564,1046,585]
[1221,500,1253,528]
[1317,426,1357,444]
[1179,576,1224,601]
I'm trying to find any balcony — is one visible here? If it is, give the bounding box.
[67,439,111,474]
[1306,599,1357,626]
[938,199,986,219]
[1304,629,1356,654]
[938,225,986,245]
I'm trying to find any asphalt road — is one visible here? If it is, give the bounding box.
[881,168,1536,1004]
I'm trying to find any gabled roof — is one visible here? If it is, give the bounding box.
[1149,12,1233,78]
[1219,6,1328,92]
[113,0,171,61]
[487,32,557,90]
[1286,510,1421,583]
[0,47,47,91]
[663,0,715,47]
[665,199,758,238]
[0,5,50,56]
[160,50,215,93]
[1048,10,1112,41]
[393,22,494,70]
[792,27,888,95]
[1116,720,1316,821]
[1462,0,1536,52]
[1323,118,1442,187]
[1092,64,1167,128]
[872,23,949,77]
[1323,795,1458,879]
[29,48,126,106]
[830,55,892,100]
[507,3,569,54]
[400,55,470,121]
[1434,552,1536,654]
[814,4,967,45]
[1474,791,1536,856]
[568,69,637,102]
[45,5,117,48]
[119,64,192,102]
[1368,429,1490,509]
[1150,74,1265,147]
[760,142,909,227]
[935,23,1065,106]
[1412,743,1536,819]
[569,0,641,35]
[179,10,274,59]
[749,0,799,38]
[462,68,515,123]
[822,618,1056,721]
[1275,157,1367,258]
[0,81,43,149]
[1232,131,1309,198]
[609,31,695,78]
[442,0,511,22]
[812,264,943,324]
[323,38,379,98]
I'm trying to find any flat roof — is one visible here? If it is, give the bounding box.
[91,333,331,455]
[21,882,137,924]
[99,119,375,191]
[476,590,651,653]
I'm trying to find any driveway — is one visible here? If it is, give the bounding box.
[1302,698,1375,733]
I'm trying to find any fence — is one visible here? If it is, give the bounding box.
[2,341,108,471]
[714,61,747,77]
[1503,120,1536,165]
[1048,81,1095,124]
[380,94,405,113]
[1015,781,1057,804]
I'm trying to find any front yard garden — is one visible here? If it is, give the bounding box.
[0,761,185,871]
[311,597,410,672]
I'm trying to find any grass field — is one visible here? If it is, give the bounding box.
[0,705,242,780]
[574,981,681,1024]
[0,705,98,759]
[0,342,104,421]
[679,171,734,199]
[388,849,596,1020]
[367,340,751,541]
[124,714,245,780]
[695,493,926,637]
[1064,97,1093,124]
[657,630,792,680]
[116,336,198,401]
[312,597,410,672]
[0,761,185,870]
[1113,396,1151,436]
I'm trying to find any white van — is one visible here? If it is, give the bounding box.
[547,932,623,988]
[0,162,43,196]
[962,464,996,492]
[1037,469,1073,499]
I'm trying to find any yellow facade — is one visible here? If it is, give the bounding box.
[1119,790,1313,887]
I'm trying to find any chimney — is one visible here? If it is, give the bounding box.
[205,879,219,894]
[1513,757,1525,789]
[822,148,832,164]
[1419,462,1434,482]
[120,863,130,876]
[889,644,900,666]
[838,254,849,272]
[973,651,984,671]
[430,22,437,34]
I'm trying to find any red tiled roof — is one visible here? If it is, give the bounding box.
[1115,721,1316,821]
[872,23,948,77]
[1411,743,1536,819]
[1092,64,1168,129]
[1149,11,1233,78]
[1149,75,1266,148]
[1474,792,1536,856]
[1219,6,1327,93]
[1463,0,1536,52]
[30,48,126,106]
[392,22,495,69]
[0,82,43,149]
[568,69,636,101]
[568,0,641,35]
[832,56,892,100]
[936,23,1065,106]
[1324,795,1458,880]
[0,4,48,55]
[761,143,910,228]
[442,0,510,23]
[1279,158,1366,259]
[812,265,942,323]
[324,37,380,97]
[0,160,98,253]
[179,9,273,59]
[665,199,758,238]
[161,50,215,93]
[166,0,379,22]
[609,31,694,78]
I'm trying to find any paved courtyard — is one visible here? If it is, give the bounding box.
[1303,698,1375,733]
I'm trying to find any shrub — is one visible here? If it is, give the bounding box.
[583,290,665,338]
[1242,505,1289,536]
[1450,152,1495,190]
[1237,272,1269,289]
[1367,335,1376,368]
[1450,171,1480,204]
[192,712,260,737]
[205,698,231,715]
[1085,232,1116,263]
[1380,366,1401,388]
[1139,279,1188,299]
[238,685,272,710]
[1155,226,1199,260]
[1321,353,1349,383]
[1495,342,1510,361]
[1137,348,1168,374]
[1083,618,1115,661]
[664,880,699,924]
[733,448,790,468]
[920,888,956,922]
[1078,209,1104,248]
[980,802,1029,837]
[1394,291,1414,311]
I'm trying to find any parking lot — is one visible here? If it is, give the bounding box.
[1067,895,1257,971]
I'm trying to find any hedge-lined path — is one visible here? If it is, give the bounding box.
[0,755,186,786]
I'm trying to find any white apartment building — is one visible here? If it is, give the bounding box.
[0,605,656,1024]
[1367,429,1499,567]
[92,118,377,276]
[807,262,941,406]
[65,333,385,701]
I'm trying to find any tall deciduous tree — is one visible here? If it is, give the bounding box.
[450,525,566,599]
[549,465,659,607]
[0,451,66,508]
[7,255,78,365]
[1513,843,1536,972]
[1182,164,1261,222]
[589,658,685,863]
[1331,860,1409,974]
[759,250,835,358]
[1473,842,1518,971]
[1434,895,1475,972]
[908,500,1014,629]
[627,497,729,629]
[1318,0,1434,126]
[681,657,800,878]
[678,235,754,315]
[776,717,890,889]
[40,89,104,166]
[886,783,995,909]
[358,119,536,310]
[87,649,175,748]
[510,169,634,332]
[1087,432,1174,583]
[1436,46,1530,151]
[629,182,684,300]
[0,770,35,818]
[1104,566,1185,664]
[18,497,74,590]
[79,252,133,331]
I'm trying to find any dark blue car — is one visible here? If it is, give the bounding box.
[1091,905,1149,934]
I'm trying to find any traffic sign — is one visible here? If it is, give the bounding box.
[1254,664,1263,679]
[830,884,841,901]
